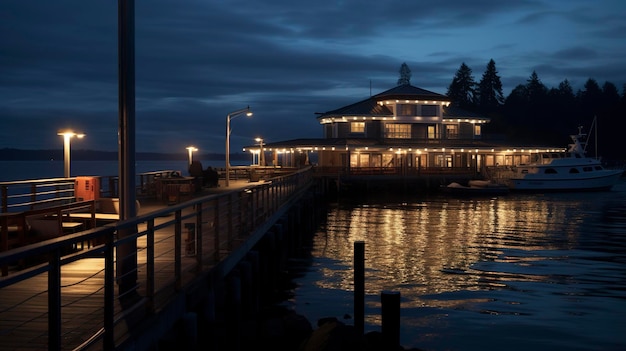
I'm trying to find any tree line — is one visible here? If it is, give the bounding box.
[399,61,626,160]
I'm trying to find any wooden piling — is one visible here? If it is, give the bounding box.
[354,240,365,336]
[381,290,401,349]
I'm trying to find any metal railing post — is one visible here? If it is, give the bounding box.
[146,219,155,312]
[195,203,203,271]
[48,249,61,350]
[104,229,115,349]
[175,210,182,291]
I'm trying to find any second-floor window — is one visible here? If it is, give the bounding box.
[422,105,438,116]
[474,124,481,137]
[350,122,365,133]
[428,125,437,139]
[446,124,458,139]
[397,104,417,116]
[384,123,411,139]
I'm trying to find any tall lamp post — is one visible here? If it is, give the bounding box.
[225,106,252,187]
[57,131,85,178]
[255,137,265,166]
[186,146,198,166]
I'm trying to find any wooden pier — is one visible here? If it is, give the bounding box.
[0,167,324,350]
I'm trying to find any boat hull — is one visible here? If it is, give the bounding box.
[442,182,509,196]
[507,171,623,191]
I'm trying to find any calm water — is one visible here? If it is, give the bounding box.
[284,179,626,351]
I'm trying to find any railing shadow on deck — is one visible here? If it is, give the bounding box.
[0,167,314,351]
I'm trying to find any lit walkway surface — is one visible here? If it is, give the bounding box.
[0,170,315,350]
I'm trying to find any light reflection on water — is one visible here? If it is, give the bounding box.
[286,180,626,351]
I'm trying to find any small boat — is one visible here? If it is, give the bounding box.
[504,124,623,192]
[441,180,509,196]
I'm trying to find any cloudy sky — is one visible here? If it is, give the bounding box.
[1,0,625,155]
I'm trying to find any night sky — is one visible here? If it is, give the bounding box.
[2,0,625,155]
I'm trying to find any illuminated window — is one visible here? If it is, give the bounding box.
[428,125,436,139]
[350,122,365,133]
[382,154,395,167]
[384,123,411,138]
[474,124,481,136]
[359,153,370,167]
[435,155,452,167]
[350,153,358,167]
[371,154,382,167]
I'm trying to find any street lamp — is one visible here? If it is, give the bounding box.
[225,106,253,187]
[186,146,198,166]
[57,130,85,178]
[255,137,265,166]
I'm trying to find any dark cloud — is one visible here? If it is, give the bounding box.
[1,0,625,154]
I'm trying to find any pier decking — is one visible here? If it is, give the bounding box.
[0,169,322,350]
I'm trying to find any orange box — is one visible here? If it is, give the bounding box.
[75,176,101,201]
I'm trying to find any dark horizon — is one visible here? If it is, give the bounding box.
[0,148,250,162]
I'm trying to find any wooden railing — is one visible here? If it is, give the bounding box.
[0,166,315,350]
[0,171,177,213]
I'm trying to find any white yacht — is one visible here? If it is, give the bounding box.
[505,127,623,191]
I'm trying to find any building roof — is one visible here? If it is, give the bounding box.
[316,84,462,120]
[443,105,490,120]
[372,84,451,101]
[315,97,393,119]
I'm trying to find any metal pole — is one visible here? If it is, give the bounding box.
[260,139,264,166]
[63,134,71,178]
[226,114,231,187]
[225,107,251,187]
[117,0,137,296]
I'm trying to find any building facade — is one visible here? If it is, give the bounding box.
[245,84,561,179]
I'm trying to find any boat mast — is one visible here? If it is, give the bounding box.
[584,116,598,159]
[593,116,598,160]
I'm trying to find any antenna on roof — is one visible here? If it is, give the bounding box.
[369,79,372,97]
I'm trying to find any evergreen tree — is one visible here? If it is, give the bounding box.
[547,79,577,142]
[503,84,530,139]
[597,81,622,159]
[557,79,575,98]
[601,81,620,106]
[476,59,504,113]
[577,78,603,125]
[397,62,411,86]
[446,62,476,109]
[526,71,548,103]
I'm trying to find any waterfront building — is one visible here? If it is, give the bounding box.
[245,83,560,179]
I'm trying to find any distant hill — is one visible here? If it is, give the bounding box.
[0,148,249,161]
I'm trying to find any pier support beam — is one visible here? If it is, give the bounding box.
[381,290,401,349]
[354,241,365,336]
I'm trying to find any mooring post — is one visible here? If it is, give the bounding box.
[354,240,365,336]
[381,290,401,349]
